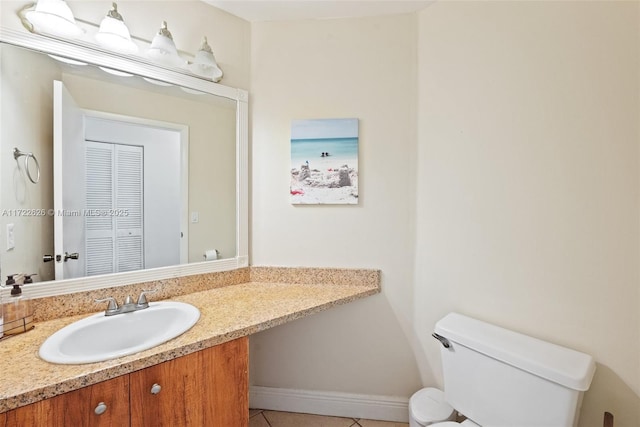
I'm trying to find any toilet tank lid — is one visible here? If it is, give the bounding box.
[434,313,596,391]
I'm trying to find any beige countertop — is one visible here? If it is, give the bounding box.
[0,275,380,413]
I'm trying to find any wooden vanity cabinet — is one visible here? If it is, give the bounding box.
[130,336,249,426]
[1,337,248,427]
[1,374,129,427]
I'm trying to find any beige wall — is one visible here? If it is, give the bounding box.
[250,1,640,426]
[417,1,639,426]
[250,14,423,397]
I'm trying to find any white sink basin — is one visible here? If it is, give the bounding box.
[39,301,200,364]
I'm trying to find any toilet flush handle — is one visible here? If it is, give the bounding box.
[432,332,450,348]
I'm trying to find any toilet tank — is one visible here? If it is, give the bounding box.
[434,313,596,427]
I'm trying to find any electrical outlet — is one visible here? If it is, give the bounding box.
[6,223,15,250]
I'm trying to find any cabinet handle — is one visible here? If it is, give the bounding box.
[150,383,162,395]
[94,402,107,415]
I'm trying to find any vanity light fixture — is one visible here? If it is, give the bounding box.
[23,0,82,38]
[95,2,138,54]
[187,37,223,82]
[147,21,183,67]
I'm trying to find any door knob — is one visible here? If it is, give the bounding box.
[150,383,162,395]
[94,402,107,415]
[64,252,79,262]
[43,255,54,262]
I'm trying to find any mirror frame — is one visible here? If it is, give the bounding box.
[0,27,249,298]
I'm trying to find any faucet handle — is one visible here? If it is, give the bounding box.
[136,289,158,307]
[95,297,119,312]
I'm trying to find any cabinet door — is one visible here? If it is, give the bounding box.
[130,337,248,427]
[2,374,129,427]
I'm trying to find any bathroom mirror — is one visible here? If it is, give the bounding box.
[0,28,248,298]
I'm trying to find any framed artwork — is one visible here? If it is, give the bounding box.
[290,118,359,205]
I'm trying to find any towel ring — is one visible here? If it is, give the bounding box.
[13,147,40,184]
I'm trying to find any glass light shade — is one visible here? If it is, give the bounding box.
[147,21,183,67]
[187,37,223,82]
[95,3,137,54]
[25,0,82,38]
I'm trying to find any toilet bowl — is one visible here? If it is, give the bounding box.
[432,421,479,427]
[408,387,456,427]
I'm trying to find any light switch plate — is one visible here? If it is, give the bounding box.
[6,223,14,250]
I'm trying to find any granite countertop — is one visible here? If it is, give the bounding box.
[0,275,380,413]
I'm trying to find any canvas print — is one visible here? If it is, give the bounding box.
[290,118,359,205]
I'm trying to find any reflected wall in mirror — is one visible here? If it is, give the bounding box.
[1,42,237,284]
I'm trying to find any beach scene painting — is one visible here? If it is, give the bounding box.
[290,118,359,205]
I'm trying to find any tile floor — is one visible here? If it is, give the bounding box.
[249,409,409,427]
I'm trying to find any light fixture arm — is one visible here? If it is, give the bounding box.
[158,21,174,40]
[106,2,123,22]
[17,3,37,33]
[199,36,213,54]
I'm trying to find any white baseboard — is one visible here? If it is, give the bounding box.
[249,385,410,422]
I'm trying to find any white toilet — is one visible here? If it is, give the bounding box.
[409,312,596,427]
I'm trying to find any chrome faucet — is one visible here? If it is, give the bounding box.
[95,290,157,316]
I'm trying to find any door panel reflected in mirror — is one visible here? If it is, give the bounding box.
[1,42,237,283]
